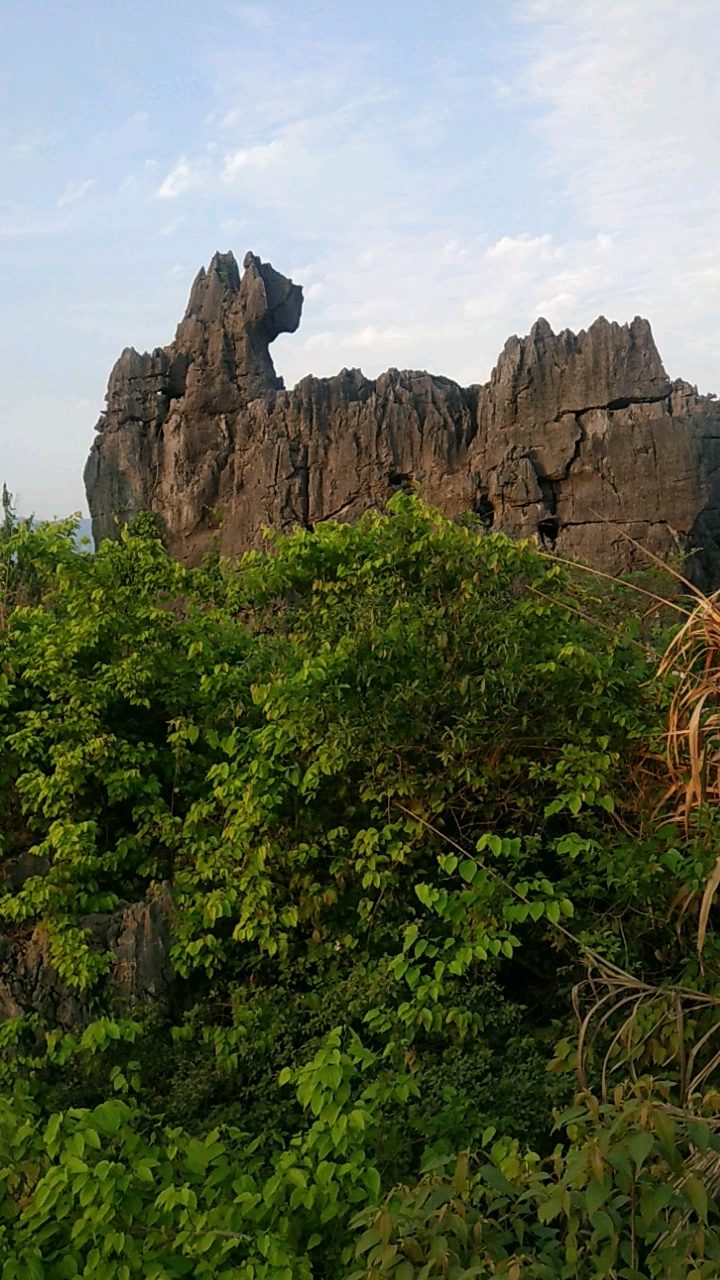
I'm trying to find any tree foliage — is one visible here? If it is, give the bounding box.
[0,495,718,1276]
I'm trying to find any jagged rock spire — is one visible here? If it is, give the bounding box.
[85,253,720,588]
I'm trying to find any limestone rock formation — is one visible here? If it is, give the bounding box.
[85,250,720,585]
[0,883,176,1026]
[473,317,720,580]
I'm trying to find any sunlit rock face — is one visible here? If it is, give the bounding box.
[85,250,720,585]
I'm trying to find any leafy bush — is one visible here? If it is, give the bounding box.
[0,495,718,1276]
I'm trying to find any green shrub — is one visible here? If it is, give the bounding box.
[0,495,717,1276]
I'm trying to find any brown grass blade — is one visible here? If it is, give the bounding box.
[686,692,710,818]
[697,853,720,956]
[536,549,691,615]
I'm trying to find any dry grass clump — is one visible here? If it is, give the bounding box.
[548,525,720,957]
[573,951,720,1108]
[661,589,720,824]
[659,588,720,954]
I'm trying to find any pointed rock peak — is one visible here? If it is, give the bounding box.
[584,313,668,386]
[530,316,554,340]
[208,250,240,292]
[626,314,663,354]
[183,250,240,320]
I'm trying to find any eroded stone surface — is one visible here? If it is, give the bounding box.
[0,884,176,1026]
[85,251,720,585]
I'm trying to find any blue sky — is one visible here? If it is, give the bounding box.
[2,0,719,518]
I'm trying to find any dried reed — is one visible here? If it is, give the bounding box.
[541,517,720,955]
[652,588,720,958]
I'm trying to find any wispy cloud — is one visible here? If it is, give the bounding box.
[264,3,720,392]
[161,215,186,235]
[220,217,249,234]
[512,0,720,384]
[57,179,95,207]
[221,140,285,181]
[155,159,202,199]
[486,233,554,261]
[1,128,60,162]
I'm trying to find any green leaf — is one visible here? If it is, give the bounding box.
[90,1100,128,1136]
[652,1111,679,1165]
[356,1227,382,1255]
[545,900,561,925]
[685,1174,708,1223]
[689,1120,711,1153]
[626,1131,654,1172]
[590,1209,614,1240]
[395,1263,414,1280]
[640,1184,674,1224]
[585,1176,610,1214]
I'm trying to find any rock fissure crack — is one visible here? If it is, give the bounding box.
[573,392,671,415]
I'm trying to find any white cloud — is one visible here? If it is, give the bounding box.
[486,233,554,261]
[512,0,720,386]
[532,290,574,315]
[191,2,720,395]
[57,179,95,207]
[155,159,202,199]
[337,321,469,352]
[339,325,415,350]
[221,140,285,181]
[440,240,469,264]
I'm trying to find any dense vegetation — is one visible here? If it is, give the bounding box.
[1,493,720,1278]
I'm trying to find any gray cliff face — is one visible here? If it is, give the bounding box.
[472,316,720,580]
[0,878,176,1026]
[85,250,720,584]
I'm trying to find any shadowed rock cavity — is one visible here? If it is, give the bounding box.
[85,250,720,587]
